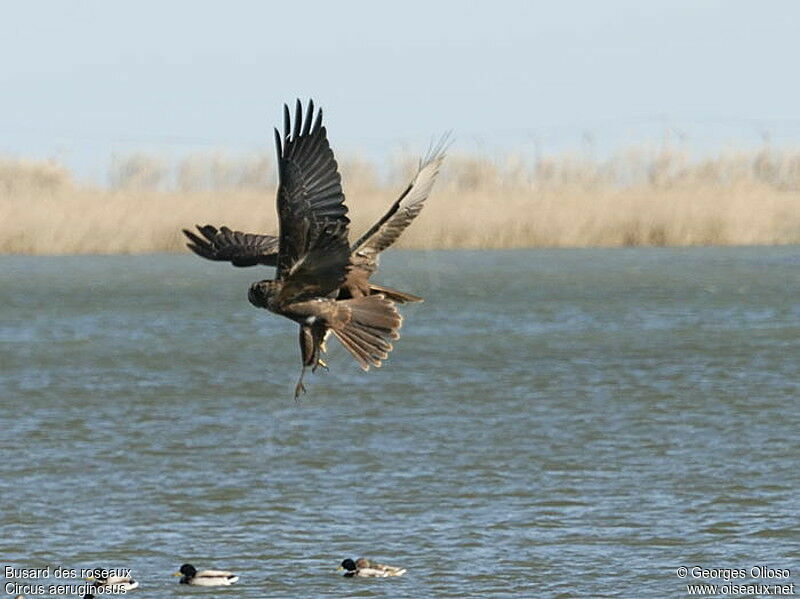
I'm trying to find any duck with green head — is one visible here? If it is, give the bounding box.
[174,563,239,586]
[339,557,406,577]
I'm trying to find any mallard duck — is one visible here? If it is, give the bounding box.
[339,558,407,577]
[173,564,239,586]
[84,568,139,591]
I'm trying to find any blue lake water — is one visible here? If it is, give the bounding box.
[1,247,798,597]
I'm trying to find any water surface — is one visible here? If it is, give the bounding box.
[1,248,799,597]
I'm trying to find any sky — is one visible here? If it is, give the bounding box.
[1,0,799,181]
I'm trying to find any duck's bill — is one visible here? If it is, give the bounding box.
[172,572,182,577]
[336,566,344,571]
[84,577,95,582]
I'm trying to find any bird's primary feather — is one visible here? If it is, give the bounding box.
[182,225,279,267]
[274,99,350,287]
[351,134,448,259]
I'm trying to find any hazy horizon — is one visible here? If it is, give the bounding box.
[2,0,800,181]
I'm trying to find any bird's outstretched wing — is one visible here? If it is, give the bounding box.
[182,225,279,267]
[350,135,448,273]
[274,99,351,303]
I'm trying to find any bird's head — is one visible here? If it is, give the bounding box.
[248,280,280,309]
[339,558,357,572]
[175,564,196,578]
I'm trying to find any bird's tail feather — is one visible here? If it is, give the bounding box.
[330,295,402,370]
[368,283,423,304]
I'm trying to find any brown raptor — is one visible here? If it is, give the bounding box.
[183,99,445,397]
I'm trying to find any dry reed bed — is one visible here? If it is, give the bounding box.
[2,147,800,254]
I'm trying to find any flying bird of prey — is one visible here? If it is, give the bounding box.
[184,100,443,397]
[183,101,445,394]
[183,140,446,304]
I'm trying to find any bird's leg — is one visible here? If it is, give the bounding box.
[297,323,319,382]
[311,338,327,372]
[313,326,329,372]
[294,365,307,400]
[314,339,328,371]
[312,337,328,372]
